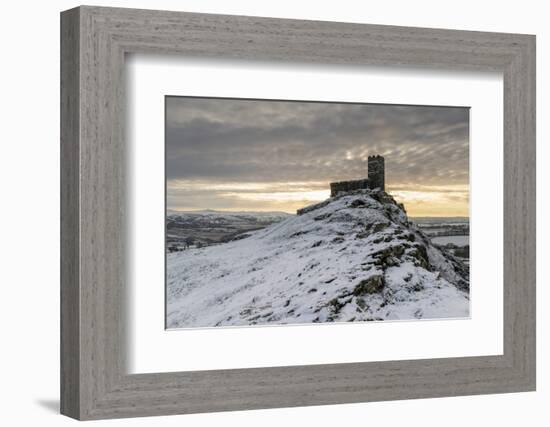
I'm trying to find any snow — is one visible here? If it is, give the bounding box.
[167,190,470,328]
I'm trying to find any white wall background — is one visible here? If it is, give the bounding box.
[0,0,546,425]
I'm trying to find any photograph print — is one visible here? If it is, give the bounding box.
[165,96,470,329]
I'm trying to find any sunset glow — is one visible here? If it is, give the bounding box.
[168,179,468,217]
[166,97,469,218]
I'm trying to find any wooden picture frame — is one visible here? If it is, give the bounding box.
[60,5,536,420]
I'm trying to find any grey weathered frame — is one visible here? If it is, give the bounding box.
[60,5,536,420]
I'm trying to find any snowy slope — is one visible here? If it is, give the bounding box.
[167,189,469,328]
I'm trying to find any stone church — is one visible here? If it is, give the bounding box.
[329,155,385,196]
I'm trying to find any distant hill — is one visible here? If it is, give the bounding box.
[167,209,292,221]
[167,190,469,328]
[166,210,292,250]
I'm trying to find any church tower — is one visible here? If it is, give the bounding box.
[367,155,385,191]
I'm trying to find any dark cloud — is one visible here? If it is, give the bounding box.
[166,96,469,186]
[166,96,469,212]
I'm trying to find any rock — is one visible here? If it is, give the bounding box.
[313,212,332,221]
[372,222,389,233]
[356,297,368,311]
[409,244,431,270]
[353,275,385,296]
[349,199,367,208]
[328,298,345,313]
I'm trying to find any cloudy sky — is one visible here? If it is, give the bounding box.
[166,96,469,217]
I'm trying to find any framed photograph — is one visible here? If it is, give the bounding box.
[164,97,471,329]
[61,6,536,420]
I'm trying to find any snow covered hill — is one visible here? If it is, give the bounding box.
[167,189,470,328]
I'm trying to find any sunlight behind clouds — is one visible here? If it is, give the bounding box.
[166,97,469,217]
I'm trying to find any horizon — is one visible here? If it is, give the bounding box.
[166,97,469,217]
[167,205,470,219]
